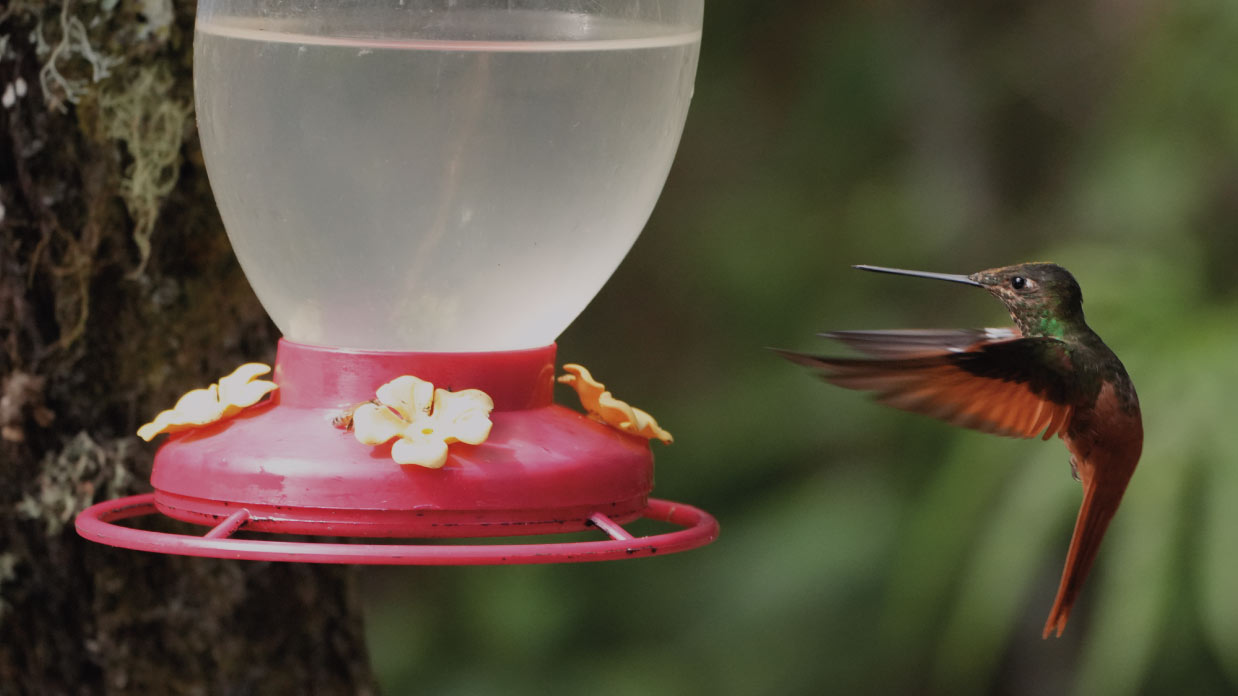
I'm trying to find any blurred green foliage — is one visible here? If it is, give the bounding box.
[362,2,1238,694]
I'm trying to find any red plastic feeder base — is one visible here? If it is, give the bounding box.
[75,340,718,564]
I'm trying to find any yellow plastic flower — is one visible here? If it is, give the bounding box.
[351,375,494,469]
[137,363,278,441]
[557,364,673,444]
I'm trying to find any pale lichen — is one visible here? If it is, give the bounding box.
[1,370,56,443]
[1,78,27,109]
[0,552,16,627]
[16,431,135,537]
[135,0,173,42]
[34,0,122,113]
[96,64,193,277]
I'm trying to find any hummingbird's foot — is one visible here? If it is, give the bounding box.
[1069,455,1080,482]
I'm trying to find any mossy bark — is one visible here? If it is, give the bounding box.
[0,2,376,693]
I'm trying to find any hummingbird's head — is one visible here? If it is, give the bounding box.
[852,262,1086,339]
[968,263,1084,338]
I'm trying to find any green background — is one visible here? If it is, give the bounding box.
[362,3,1238,694]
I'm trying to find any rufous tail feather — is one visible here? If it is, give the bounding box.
[1042,477,1124,638]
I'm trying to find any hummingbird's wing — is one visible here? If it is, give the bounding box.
[776,332,1076,440]
[820,328,1019,357]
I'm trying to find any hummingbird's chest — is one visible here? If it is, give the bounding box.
[1064,377,1143,471]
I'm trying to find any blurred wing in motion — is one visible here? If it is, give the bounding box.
[776,329,1076,440]
[820,328,1017,357]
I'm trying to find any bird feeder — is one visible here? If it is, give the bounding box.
[75,0,717,563]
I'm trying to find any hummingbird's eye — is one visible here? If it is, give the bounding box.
[1010,276,1027,290]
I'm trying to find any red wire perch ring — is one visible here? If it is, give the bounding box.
[75,494,719,565]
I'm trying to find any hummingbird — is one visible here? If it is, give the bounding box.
[777,263,1142,638]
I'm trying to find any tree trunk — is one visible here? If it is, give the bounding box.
[1,2,376,693]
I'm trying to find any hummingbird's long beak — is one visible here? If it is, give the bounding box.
[853,264,982,287]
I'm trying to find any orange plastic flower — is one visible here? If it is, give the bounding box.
[351,375,494,469]
[137,363,277,441]
[557,364,672,444]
